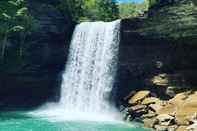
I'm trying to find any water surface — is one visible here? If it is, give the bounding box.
[0,112,150,131]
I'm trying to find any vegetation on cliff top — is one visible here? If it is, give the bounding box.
[58,0,119,22]
[118,2,148,18]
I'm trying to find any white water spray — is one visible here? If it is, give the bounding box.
[31,20,121,121]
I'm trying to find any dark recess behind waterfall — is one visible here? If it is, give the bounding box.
[1,0,197,110]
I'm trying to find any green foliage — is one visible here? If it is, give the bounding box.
[57,0,83,22]
[147,0,160,8]
[58,0,119,22]
[0,0,27,38]
[118,2,148,19]
[95,0,119,21]
[0,0,37,68]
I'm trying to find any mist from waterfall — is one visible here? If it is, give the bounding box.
[30,20,121,122]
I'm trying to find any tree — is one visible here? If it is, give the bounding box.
[58,0,84,22]
[95,0,119,21]
[0,0,36,64]
[118,2,148,19]
[0,0,24,62]
[58,0,119,22]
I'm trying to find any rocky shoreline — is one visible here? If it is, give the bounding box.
[121,89,197,131]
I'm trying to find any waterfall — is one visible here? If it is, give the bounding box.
[60,20,121,114]
[30,20,121,121]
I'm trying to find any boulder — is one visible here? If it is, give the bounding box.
[175,92,197,125]
[135,109,147,114]
[128,90,150,105]
[142,97,162,105]
[125,115,132,122]
[129,105,146,111]
[141,113,157,119]
[151,74,169,86]
[175,116,190,126]
[149,104,163,113]
[187,122,197,131]
[157,104,176,115]
[166,86,177,97]
[176,126,188,131]
[154,125,168,131]
[168,93,188,106]
[168,125,178,131]
[156,114,174,126]
[143,118,157,128]
[156,114,174,122]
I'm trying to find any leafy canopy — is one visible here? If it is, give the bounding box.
[58,0,119,22]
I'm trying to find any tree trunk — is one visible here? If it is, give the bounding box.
[19,33,25,58]
[1,35,7,63]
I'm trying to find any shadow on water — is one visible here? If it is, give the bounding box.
[0,112,32,121]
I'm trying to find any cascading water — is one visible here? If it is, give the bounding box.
[60,20,121,115]
[30,20,121,121]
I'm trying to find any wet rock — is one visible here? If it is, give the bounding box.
[142,97,162,105]
[166,86,178,97]
[156,114,174,126]
[168,125,178,131]
[151,74,169,86]
[119,105,126,112]
[154,125,168,131]
[121,108,130,120]
[141,112,157,119]
[143,118,157,128]
[125,115,133,122]
[135,108,147,114]
[149,104,163,113]
[130,105,146,111]
[128,90,150,105]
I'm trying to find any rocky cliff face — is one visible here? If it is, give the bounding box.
[117,1,197,130]
[0,0,74,109]
[115,0,197,104]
